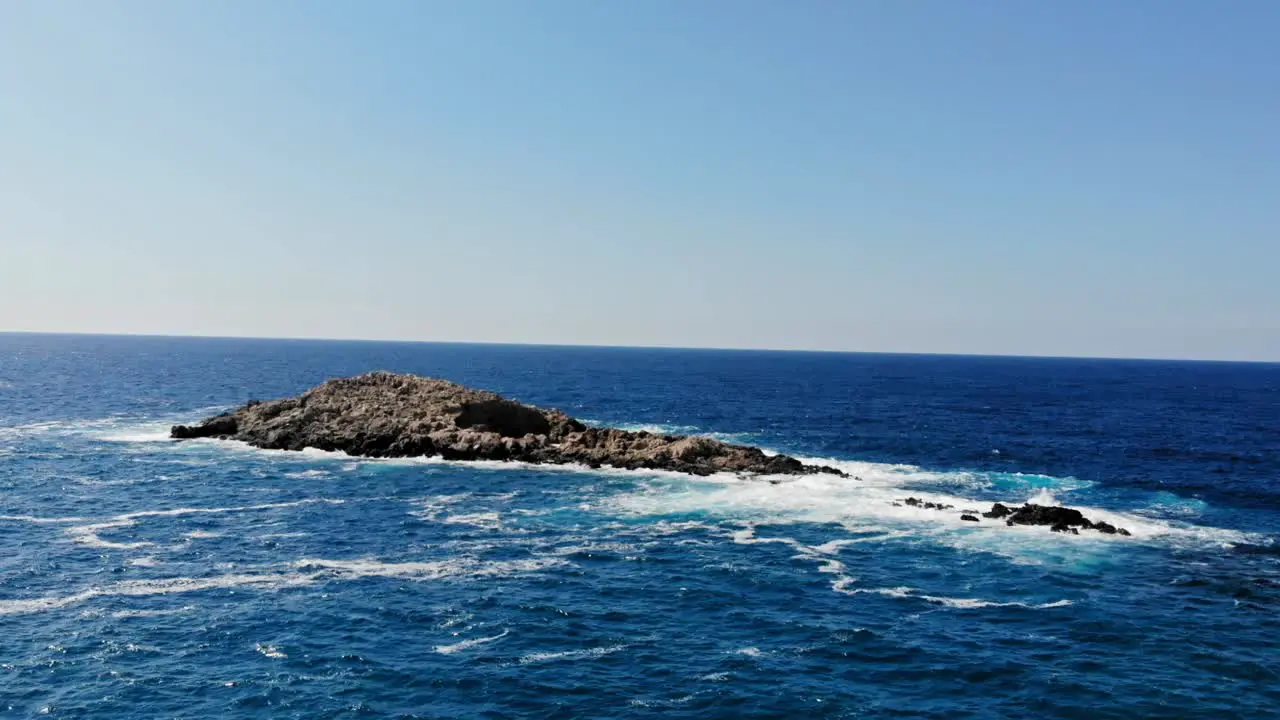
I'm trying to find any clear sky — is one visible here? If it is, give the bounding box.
[2,1,1277,360]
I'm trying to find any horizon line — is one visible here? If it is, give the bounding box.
[1,329,1276,366]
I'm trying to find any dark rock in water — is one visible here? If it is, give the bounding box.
[170,372,847,478]
[960,514,980,522]
[983,503,1014,519]
[997,503,1130,536]
[171,412,238,439]
[1007,504,1092,529]
[1093,521,1132,536]
[901,497,953,511]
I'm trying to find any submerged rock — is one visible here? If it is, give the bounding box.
[171,371,847,478]
[960,514,980,522]
[901,497,954,511]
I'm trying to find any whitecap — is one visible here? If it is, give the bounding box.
[283,469,331,479]
[833,583,1072,610]
[434,629,509,654]
[517,645,624,664]
[442,512,503,530]
[110,606,193,618]
[255,643,288,659]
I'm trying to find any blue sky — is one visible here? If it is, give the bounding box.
[2,1,1277,360]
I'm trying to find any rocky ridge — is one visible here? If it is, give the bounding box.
[171,371,847,478]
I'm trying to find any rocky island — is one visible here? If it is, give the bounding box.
[171,372,1132,537]
[171,371,847,477]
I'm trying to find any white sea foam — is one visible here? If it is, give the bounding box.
[732,647,765,657]
[183,530,222,540]
[0,554,567,616]
[62,499,346,549]
[110,606,194,618]
[442,512,504,530]
[833,583,1073,610]
[0,573,309,616]
[255,643,288,659]
[601,461,1255,558]
[295,556,567,580]
[95,429,173,443]
[548,541,644,558]
[284,469,331,479]
[434,629,509,654]
[517,645,624,664]
[0,409,228,443]
[0,514,87,524]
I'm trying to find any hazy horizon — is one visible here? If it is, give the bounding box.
[5,329,1280,365]
[3,2,1277,362]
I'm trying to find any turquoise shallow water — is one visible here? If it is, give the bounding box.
[1,334,1278,718]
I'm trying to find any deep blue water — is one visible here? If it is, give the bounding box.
[1,334,1278,719]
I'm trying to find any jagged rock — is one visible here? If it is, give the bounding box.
[983,503,1014,519]
[989,502,1129,536]
[960,514,980,522]
[171,372,846,478]
[1007,504,1093,529]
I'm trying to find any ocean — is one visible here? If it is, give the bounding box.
[1,333,1277,718]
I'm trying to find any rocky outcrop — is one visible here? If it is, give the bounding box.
[983,503,1015,520]
[170,371,847,478]
[899,498,1132,536]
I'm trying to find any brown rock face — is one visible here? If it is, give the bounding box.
[170,372,846,478]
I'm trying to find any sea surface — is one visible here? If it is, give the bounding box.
[1,334,1278,719]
